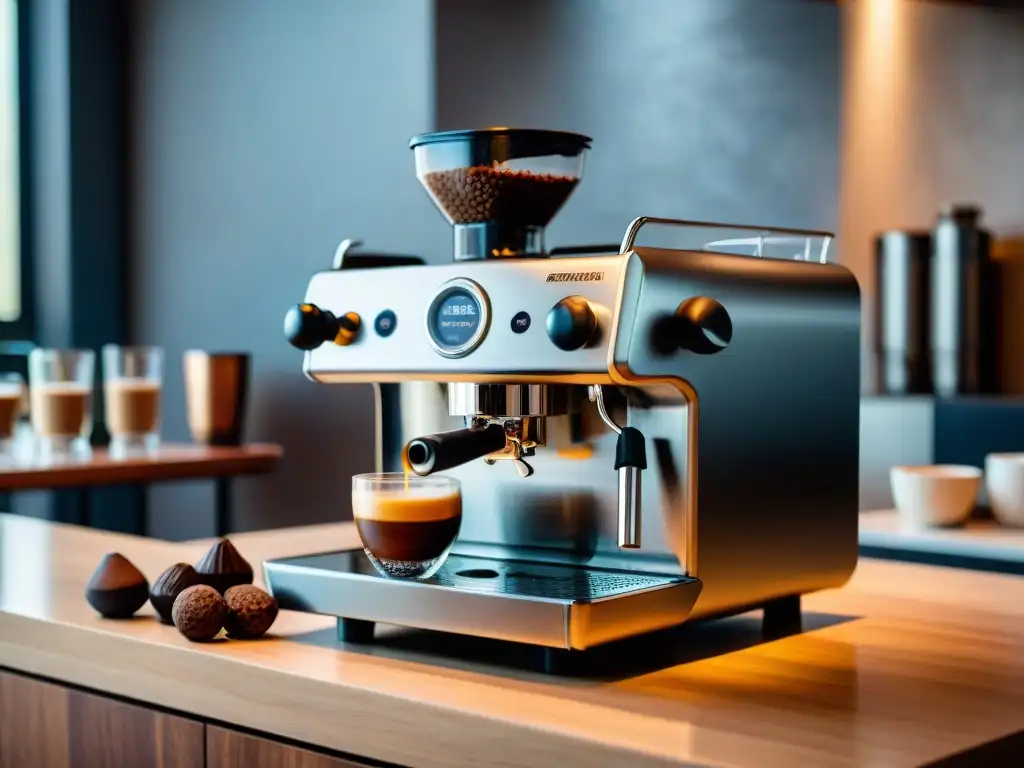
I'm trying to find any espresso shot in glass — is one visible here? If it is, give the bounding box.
[28,348,95,459]
[352,473,462,580]
[102,345,163,456]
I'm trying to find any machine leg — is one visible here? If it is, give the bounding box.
[762,595,802,641]
[337,618,375,644]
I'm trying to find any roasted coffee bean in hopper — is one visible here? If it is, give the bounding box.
[424,167,578,226]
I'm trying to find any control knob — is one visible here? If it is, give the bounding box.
[284,303,361,350]
[546,296,597,351]
[653,297,732,355]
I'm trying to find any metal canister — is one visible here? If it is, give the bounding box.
[875,230,932,394]
[930,205,998,397]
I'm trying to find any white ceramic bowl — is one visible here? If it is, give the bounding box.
[985,453,1024,527]
[890,465,981,529]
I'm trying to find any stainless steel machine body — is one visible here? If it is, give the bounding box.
[266,216,861,652]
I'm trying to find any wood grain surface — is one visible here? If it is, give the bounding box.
[0,443,282,491]
[207,727,371,768]
[0,513,1023,767]
[0,669,204,768]
[0,670,69,767]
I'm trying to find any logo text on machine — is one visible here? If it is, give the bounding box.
[545,272,605,283]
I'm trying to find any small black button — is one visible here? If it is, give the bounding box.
[374,310,397,338]
[510,311,531,334]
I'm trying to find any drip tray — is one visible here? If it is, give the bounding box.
[263,550,702,650]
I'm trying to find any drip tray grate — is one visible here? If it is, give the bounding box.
[435,556,680,601]
[264,549,702,649]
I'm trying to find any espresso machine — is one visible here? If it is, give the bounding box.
[265,128,861,670]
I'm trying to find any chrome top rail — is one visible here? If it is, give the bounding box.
[619,216,835,264]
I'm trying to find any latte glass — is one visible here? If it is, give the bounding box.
[0,372,25,458]
[28,348,95,458]
[352,473,462,580]
[102,345,163,456]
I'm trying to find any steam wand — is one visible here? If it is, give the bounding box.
[589,385,646,549]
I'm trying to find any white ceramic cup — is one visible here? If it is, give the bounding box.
[985,453,1024,527]
[890,465,981,529]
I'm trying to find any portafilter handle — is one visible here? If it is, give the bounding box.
[405,424,507,476]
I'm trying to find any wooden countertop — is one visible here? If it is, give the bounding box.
[1,514,1023,767]
[0,443,282,491]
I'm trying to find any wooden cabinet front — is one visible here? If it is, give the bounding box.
[208,726,370,768]
[0,669,377,768]
[0,670,204,768]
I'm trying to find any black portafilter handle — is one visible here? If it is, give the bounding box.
[405,424,508,476]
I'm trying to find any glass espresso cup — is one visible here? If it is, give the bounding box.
[352,473,462,580]
[28,348,95,458]
[102,345,163,456]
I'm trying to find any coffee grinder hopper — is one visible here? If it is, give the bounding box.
[409,128,592,261]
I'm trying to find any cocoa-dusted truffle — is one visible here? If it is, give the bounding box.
[85,552,150,618]
[223,585,279,639]
[194,538,253,595]
[171,584,227,642]
[150,563,202,625]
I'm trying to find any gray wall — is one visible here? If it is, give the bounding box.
[80,0,1024,533]
[841,1,1024,393]
[130,0,445,538]
[129,0,840,538]
[435,0,841,248]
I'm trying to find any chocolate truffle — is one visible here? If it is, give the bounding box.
[223,585,279,639]
[194,538,253,595]
[150,563,202,625]
[172,584,227,642]
[85,552,150,619]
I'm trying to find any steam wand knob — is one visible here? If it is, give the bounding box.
[653,296,732,356]
[589,385,646,549]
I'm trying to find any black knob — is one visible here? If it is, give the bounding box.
[653,297,732,355]
[546,296,597,351]
[284,303,344,350]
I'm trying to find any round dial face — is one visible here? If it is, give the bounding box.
[433,290,481,347]
[426,279,490,358]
